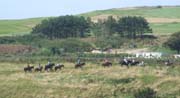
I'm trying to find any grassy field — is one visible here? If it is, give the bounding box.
[81,6,180,18]
[0,62,179,98]
[0,18,45,36]
[150,22,180,35]
[0,6,180,36]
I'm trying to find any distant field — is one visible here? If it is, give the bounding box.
[0,62,179,98]
[0,18,45,36]
[81,6,180,18]
[0,6,180,36]
[150,22,180,34]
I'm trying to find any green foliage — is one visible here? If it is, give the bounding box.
[0,36,16,44]
[117,16,152,39]
[59,38,93,53]
[32,15,90,39]
[164,31,180,53]
[94,36,125,49]
[92,16,152,39]
[103,16,117,36]
[134,87,158,98]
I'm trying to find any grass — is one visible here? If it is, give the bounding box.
[150,22,180,34]
[81,6,180,18]
[0,62,179,98]
[0,17,46,36]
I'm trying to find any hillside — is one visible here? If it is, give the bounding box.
[0,18,46,36]
[0,6,180,36]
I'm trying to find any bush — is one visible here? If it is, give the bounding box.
[95,36,125,49]
[59,38,93,53]
[134,87,158,98]
[0,37,16,44]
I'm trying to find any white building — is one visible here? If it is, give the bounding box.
[135,52,162,59]
[174,54,180,59]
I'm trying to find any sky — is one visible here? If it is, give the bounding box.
[0,0,180,19]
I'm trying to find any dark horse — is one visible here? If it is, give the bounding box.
[119,60,131,67]
[102,62,112,67]
[75,62,85,69]
[35,66,43,72]
[24,66,34,72]
[55,64,64,71]
[130,61,140,66]
[45,63,55,71]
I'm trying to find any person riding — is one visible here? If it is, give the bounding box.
[123,58,128,63]
[48,61,51,65]
[132,59,135,63]
[38,63,41,68]
[77,57,81,65]
[56,63,60,67]
[104,58,109,63]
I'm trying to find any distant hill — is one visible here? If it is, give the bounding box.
[0,6,180,36]
[0,18,46,36]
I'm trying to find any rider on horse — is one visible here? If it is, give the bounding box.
[77,57,81,65]
[104,58,109,63]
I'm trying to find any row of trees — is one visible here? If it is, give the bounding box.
[92,16,152,39]
[32,15,152,39]
[32,15,90,39]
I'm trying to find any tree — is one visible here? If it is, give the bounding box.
[164,31,180,53]
[103,16,117,36]
[116,16,152,39]
[31,15,90,39]
[91,16,117,37]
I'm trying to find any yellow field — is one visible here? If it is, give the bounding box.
[0,62,179,98]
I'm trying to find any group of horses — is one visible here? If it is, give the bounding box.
[24,59,145,72]
[24,63,64,72]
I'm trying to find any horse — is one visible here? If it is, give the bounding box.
[75,62,85,69]
[130,61,140,66]
[164,60,173,66]
[35,66,43,72]
[54,64,64,71]
[119,60,131,67]
[102,62,112,67]
[24,66,34,72]
[44,63,55,71]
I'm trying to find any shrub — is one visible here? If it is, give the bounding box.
[94,36,125,49]
[134,87,158,98]
[59,38,93,53]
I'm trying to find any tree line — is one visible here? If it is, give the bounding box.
[32,15,152,39]
[32,15,90,39]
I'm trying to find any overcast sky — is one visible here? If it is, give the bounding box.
[0,0,180,19]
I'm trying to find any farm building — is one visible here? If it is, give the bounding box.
[173,54,180,58]
[135,52,162,58]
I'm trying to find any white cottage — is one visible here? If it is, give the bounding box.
[135,52,162,59]
[174,54,180,59]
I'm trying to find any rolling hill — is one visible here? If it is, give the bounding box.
[0,6,180,36]
[0,18,46,36]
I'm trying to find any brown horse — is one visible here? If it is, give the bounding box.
[102,62,112,67]
[35,66,43,72]
[55,64,64,71]
[44,63,55,71]
[24,66,34,72]
[75,62,85,69]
